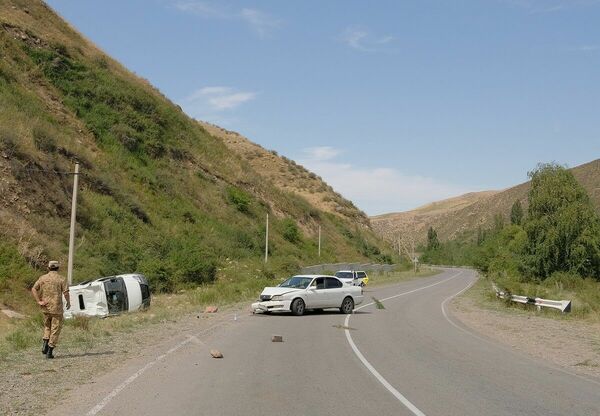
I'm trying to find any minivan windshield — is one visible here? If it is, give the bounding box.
[279,276,313,289]
[335,271,354,280]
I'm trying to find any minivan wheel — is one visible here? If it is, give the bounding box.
[291,298,305,316]
[340,297,354,314]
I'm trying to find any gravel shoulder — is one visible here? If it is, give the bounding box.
[451,286,600,379]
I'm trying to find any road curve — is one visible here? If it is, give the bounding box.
[54,268,600,416]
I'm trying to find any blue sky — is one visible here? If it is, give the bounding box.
[46,0,599,215]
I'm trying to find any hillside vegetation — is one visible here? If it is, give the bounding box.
[372,159,600,245]
[421,163,600,319]
[199,121,370,227]
[0,0,393,316]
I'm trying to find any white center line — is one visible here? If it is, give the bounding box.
[344,270,464,416]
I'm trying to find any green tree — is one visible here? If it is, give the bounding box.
[524,163,600,279]
[493,213,505,232]
[510,200,524,225]
[427,227,440,251]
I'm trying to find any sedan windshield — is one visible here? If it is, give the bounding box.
[279,276,313,289]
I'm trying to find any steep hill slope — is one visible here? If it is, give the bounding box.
[0,0,390,303]
[198,121,369,227]
[372,159,600,244]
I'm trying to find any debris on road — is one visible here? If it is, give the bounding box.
[271,335,283,342]
[204,305,219,313]
[372,297,385,310]
[332,324,357,331]
[210,349,223,358]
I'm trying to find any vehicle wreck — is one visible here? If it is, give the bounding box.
[64,274,151,318]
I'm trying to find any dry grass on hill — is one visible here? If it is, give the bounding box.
[372,159,600,245]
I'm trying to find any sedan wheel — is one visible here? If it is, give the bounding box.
[340,297,354,314]
[291,298,305,316]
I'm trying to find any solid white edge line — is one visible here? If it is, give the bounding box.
[86,321,230,416]
[344,270,464,416]
[440,276,600,388]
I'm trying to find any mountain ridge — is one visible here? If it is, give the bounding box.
[371,159,600,245]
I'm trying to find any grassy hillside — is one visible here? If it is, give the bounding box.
[0,0,392,312]
[199,121,370,227]
[372,159,600,245]
[371,191,499,245]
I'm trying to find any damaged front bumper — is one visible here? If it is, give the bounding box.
[251,299,292,313]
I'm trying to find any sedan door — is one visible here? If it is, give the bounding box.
[324,277,345,307]
[304,277,327,308]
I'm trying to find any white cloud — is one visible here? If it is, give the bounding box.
[299,147,470,215]
[303,146,342,161]
[209,91,256,110]
[174,1,281,37]
[338,25,395,52]
[174,1,229,18]
[179,86,256,121]
[240,8,282,38]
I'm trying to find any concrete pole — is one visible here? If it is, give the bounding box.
[264,213,269,263]
[318,226,321,258]
[67,162,80,286]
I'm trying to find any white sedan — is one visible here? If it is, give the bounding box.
[251,275,364,316]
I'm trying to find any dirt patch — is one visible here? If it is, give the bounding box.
[451,295,600,379]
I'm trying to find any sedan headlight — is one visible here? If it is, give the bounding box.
[271,295,284,301]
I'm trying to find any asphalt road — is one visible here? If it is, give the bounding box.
[54,269,600,416]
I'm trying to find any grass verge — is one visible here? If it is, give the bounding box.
[460,274,600,322]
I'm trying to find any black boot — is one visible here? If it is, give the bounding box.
[42,339,49,355]
[46,346,54,359]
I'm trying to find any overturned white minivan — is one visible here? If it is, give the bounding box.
[64,274,151,319]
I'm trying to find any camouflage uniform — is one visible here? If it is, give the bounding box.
[33,271,68,347]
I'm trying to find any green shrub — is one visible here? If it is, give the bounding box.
[180,260,217,285]
[226,186,251,213]
[281,218,301,243]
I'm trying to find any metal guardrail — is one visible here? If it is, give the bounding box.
[492,283,572,313]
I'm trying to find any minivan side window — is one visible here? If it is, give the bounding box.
[357,272,366,278]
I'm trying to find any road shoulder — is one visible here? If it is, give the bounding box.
[450,291,600,379]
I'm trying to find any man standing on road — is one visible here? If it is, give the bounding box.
[31,261,70,359]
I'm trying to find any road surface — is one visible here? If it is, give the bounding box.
[53,268,600,416]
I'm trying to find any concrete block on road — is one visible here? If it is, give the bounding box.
[271,335,283,342]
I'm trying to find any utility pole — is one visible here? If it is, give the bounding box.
[264,213,269,263]
[318,226,321,258]
[67,162,80,286]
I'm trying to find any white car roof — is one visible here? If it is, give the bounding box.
[292,274,336,278]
